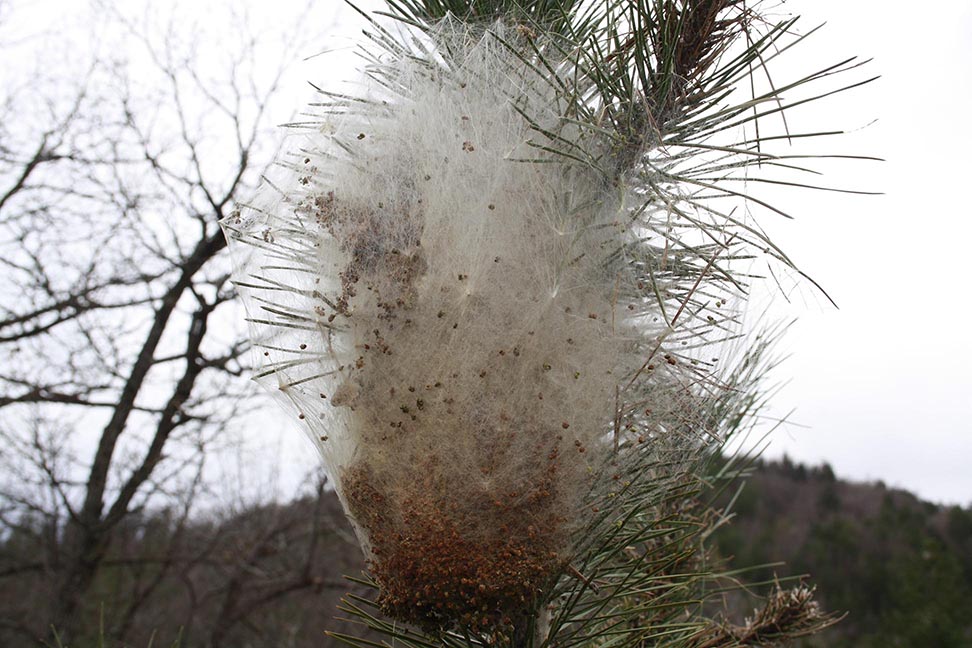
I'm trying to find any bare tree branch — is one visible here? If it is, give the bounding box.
[0,1,344,644]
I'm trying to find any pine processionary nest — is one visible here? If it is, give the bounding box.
[223,17,748,632]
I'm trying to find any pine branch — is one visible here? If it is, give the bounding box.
[222,0,874,645]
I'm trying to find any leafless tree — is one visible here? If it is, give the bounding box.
[0,3,358,644]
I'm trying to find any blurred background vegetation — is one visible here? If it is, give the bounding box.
[713,459,972,648]
[2,458,969,646]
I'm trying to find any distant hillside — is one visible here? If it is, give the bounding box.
[714,458,972,647]
[7,460,970,646]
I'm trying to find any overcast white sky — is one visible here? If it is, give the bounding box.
[6,0,971,506]
[747,0,972,505]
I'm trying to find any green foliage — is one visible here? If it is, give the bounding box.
[714,461,972,648]
[817,483,840,512]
